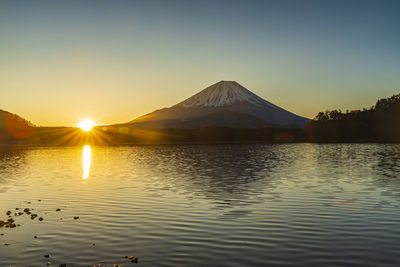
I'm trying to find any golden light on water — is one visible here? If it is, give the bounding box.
[82,145,92,179]
[78,119,95,132]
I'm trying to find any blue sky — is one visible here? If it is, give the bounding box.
[0,0,399,126]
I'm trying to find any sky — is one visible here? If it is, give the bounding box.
[1,0,399,126]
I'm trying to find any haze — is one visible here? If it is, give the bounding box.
[1,0,399,126]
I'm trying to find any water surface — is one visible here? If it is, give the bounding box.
[1,144,400,266]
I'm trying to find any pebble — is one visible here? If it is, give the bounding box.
[125,256,138,263]
[1,202,140,267]
[0,218,17,228]
[24,208,31,215]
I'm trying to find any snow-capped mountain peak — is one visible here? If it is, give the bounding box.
[129,80,310,128]
[176,81,275,108]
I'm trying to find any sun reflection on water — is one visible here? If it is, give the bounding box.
[82,145,92,179]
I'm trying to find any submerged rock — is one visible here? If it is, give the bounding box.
[125,256,138,263]
[0,218,17,228]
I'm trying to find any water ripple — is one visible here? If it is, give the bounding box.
[1,144,400,266]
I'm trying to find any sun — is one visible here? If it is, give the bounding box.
[78,119,95,132]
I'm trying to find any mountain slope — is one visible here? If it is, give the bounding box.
[129,81,309,128]
[0,109,35,140]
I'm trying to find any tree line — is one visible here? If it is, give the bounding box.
[308,92,400,142]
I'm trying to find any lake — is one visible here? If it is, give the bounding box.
[1,144,400,266]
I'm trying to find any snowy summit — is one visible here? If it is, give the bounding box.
[177,81,274,108]
[129,81,310,128]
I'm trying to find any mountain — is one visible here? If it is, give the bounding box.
[128,81,309,128]
[0,109,35,140]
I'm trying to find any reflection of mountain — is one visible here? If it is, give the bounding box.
[139,144,295,209]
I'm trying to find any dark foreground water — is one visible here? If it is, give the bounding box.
[1,144,400,266]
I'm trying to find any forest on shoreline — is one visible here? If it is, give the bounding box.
[308,93,400,142]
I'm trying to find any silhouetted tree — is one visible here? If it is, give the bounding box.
[310,92,400,142]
